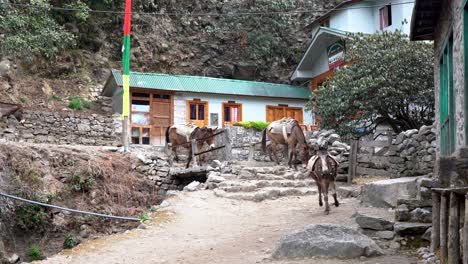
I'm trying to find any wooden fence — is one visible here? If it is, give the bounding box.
[348,129,393,183]
[431,187,468,264]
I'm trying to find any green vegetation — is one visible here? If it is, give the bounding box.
[139,213,150,223]
[68,97,91,111]
[63,234,79,249]
[70,172,96,192]
[234,121,270,131]
[49,95,64,102]
[15,199,48,231]
[308,30,434,135]
[26,245,44,261]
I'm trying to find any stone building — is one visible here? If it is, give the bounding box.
[411,0,468,187]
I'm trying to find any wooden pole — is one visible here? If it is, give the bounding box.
[431,191,441,253]
[348,139,358,184]
[191,139,198,167]
[440,193,449,263]
[448,192,460,264]
[463,194,468,264]
[122,117,129,151]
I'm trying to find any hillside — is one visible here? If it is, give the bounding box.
[0,0,340,111]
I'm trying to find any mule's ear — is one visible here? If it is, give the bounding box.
[213,127,218,132]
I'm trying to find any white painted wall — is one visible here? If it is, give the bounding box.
[173,92,313,126]
[371,0,413,34]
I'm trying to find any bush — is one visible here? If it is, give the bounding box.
[26,245,44,261]
[70,172,96,192]
[63,234,79,249]
[234,121,270,131]
[68,97,91,111]
[16,202,48,231]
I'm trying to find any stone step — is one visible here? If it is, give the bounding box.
[218,180,315,192]
[238,173,289,181]
[214,187,317,202]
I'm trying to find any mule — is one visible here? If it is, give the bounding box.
[306,139,340,215]
[0,102,24,122]
[261,118,309,170]
[165,124,217,168]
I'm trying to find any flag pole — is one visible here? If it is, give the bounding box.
[122,0,132,152]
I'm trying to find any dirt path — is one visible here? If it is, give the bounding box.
[39,191,418,264]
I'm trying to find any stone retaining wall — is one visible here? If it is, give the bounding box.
[0,110,120,146]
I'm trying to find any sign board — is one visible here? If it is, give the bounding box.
[327,40,345,69]
[210,113,219,127]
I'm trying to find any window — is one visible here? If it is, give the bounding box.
[222,102,242,127]
[131,100,150,125]
[379,5,392,30]
[320,17,330,28]
[187,100,208,127]
[440,35,456,156]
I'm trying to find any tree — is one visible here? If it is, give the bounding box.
[307,30,434,135]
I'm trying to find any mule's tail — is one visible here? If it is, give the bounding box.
[165,127,171,146]
[261,128,267,152]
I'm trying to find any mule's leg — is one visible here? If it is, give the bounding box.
[312,172,323,207]
[330,180,339,207]
[186,149,192,168]
[271,142,280,165]
[173,146,179,162]
[322,179,330,214]
[288,143,294,169]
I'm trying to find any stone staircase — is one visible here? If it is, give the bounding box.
[210,162,318,202]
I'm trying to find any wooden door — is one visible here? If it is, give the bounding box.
[222,102,242,127]
[187,101,209,127]
[151,94,172,145]
[266,105,304,123]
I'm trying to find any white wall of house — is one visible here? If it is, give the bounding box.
[174,92,313,126]
[372,0,413,34]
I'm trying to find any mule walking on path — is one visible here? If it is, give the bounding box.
[0,102,23,122]
[165,124,217,168]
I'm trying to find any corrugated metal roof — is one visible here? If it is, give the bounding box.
[108,70,311,99]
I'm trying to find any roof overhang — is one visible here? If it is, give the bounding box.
[410,0,442,41]
[291,27,349,81]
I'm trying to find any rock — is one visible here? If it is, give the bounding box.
[184,181,201,192]
[7,254,19,264]
[211,160,222,169]
[0,59,11,77]
[361,177,420,208]
[272,224,383,259]
[337,186,361,198]
[159,200,171,208]
[375,231,395,240]
[355,213,394,231]
[422,227,431,241]
[138,224,148,230]
[207,174,226,183]
[165,191,179,198]
[394,222,431,236]
[395,204,411,222]
[328,134,340,144]
[410,208,432,223]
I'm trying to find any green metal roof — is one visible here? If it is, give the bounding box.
[105,70,311,100]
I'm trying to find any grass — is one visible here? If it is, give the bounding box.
[68,97,91,111]
[139,213,150,223]
[48,95,63,102]
[26,245,44,261]
[234,121,270,131]
[63,234,79,249]
[15,201,48,231]
[70,172,96,192]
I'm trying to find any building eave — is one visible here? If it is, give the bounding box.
[410,0,442,41]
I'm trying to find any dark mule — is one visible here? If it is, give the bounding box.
[306,140,340,215]
[0,102,24,122]
[165,125,217,168]
[261,118,309,170]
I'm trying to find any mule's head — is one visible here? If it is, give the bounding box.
[13,108,25,123]
[317,138,329,150]
[200,127,217,149]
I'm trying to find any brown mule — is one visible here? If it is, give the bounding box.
[261,118,309,170]
[0,102,24,122]
[165,125,217,168]
[307,142,340,215]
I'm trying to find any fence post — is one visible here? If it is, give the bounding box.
[348,139,358,184]
[191,139,199,167]
[448,192,460,264]
[431,191,441,253]
[223,129,232,161]
[440,193,449,263]
[463,194,468,264]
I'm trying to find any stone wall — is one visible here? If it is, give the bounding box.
[0,110,120,146]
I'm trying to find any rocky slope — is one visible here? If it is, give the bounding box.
[0,0,340,111]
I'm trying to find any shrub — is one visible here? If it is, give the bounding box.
[63,234,79,249]
[26,245,44,261]
[234,121,270,131]
[139,213,150,223]
[68,97,91,111]
[16,202,48,231]
[70,172,96,192]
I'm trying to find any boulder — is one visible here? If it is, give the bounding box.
[272,224,383,259]
[395,204,411,222]
[422,227,432,241]
[361,177,420,208]
[410,208,432,223]
[394,222,431,236]
[355,213,394,231]
[183,181,201,192]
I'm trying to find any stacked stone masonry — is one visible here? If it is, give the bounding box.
[0,110,120,146]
